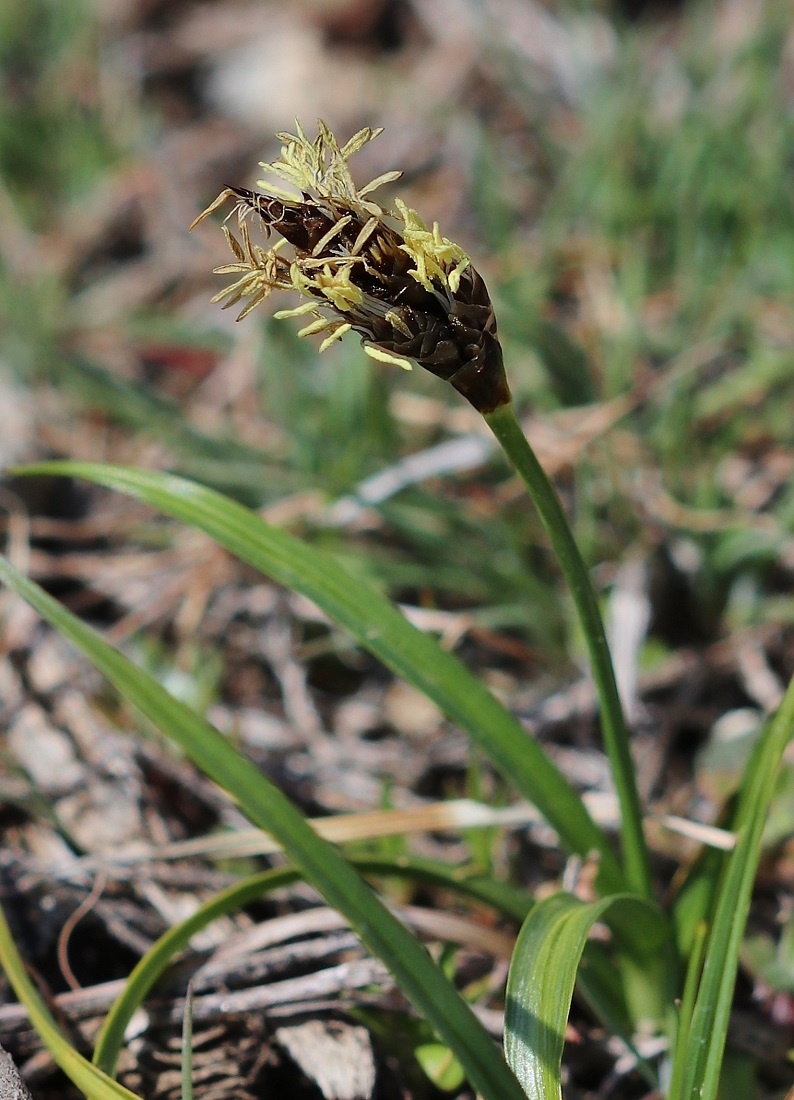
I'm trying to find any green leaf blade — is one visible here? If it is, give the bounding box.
[675,672,794,1100]
[94,857,534,1079]
[505,893,666,1100]
[0,554,526,1100]
[0,898,145,1100]
[13,460,624,892]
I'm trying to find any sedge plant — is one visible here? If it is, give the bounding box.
[2,121,793,1100]
[190,120,651,897]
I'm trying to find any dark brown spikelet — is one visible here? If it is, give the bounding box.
[347,232,510,414]
[228,187,338,254]
[193,122,511,414]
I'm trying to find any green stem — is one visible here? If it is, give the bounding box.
[485,401,652,899]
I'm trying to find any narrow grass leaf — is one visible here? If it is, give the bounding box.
[505,892,666,1100]
[0,555,526,1100]
[0,898,144,1100]
[676,671,794,1100]
[666,921,707,1100]
[95,858,533,1077]
[13,461,624,892]
[670,840,729,960]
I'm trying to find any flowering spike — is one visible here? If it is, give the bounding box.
[192,121,510,413]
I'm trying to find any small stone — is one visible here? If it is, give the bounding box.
[275,1019,376,1100]
[7,704,83,795]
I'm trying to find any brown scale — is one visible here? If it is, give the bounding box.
[345,233,508,412]
[231,187,510,413]
[229,187,337,254]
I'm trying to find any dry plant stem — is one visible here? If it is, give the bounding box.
[485,400,652,899]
